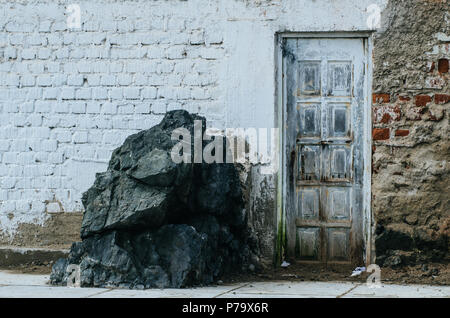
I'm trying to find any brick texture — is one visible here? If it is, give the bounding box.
[372,93,390,104]
[434,94,450,104]
[394,129,409,137]
[372,128,390,141]
[415,95,432,107]
[0,2,226,229]
[437,58,449,73]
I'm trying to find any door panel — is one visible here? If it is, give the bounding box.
[296,227,320,260]
[326,145,352,181]
[297,144,321,181]
[298,61,321,96]
[298,103,321,137]
[327,103,351,138]
[326,187,351,220]
[327,228,350,261]
[284,37,366,265]
[297,188,320,220]
[327,61,352,96]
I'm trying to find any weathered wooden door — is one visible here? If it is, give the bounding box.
[283,37,367,265]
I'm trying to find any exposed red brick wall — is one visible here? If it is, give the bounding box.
[373,105,401,124]
[373,93,390,104]
[395,129,409,137]
[372,93,447,142]
[415,95,432,107]
[372,128,390,140]
[438,58,449,74]
[435,94,450,104]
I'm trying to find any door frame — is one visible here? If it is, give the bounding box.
[275,32,374,266]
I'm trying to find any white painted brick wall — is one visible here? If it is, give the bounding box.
[0,0,229,234]
[0,0,385,237]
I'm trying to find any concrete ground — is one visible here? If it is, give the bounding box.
[0,271,448,298]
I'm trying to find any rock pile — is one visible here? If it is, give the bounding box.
[51,110,254,288]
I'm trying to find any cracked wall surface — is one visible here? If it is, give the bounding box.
[372,0,449,266]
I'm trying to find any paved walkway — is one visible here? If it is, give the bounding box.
[0,271,448,298]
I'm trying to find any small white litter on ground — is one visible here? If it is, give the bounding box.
[350,266,366,277]
[281,261,290,268]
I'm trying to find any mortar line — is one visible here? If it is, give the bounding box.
[336,283,362,298]
[213,282,251,298]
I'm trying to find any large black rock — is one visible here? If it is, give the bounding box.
[51,110,252,288]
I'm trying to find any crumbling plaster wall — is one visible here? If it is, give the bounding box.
[372,0,449,266]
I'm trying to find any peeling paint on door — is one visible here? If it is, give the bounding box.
[282,36,370,265]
